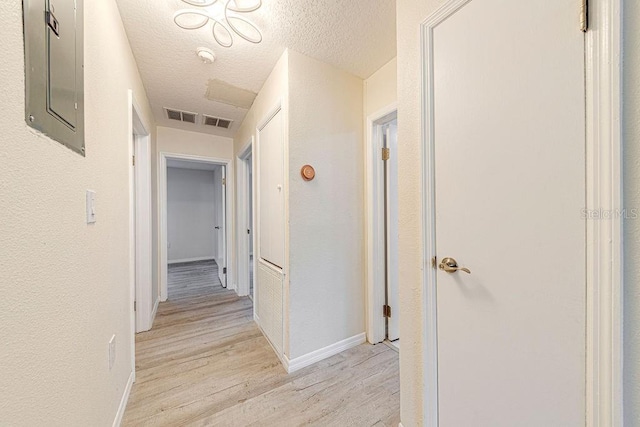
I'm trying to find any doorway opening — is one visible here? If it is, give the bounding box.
[366,106,399,348]
[236,139,255,299]
[159,153,233,302]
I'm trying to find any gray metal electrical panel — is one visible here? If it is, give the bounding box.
[23,0,85,155]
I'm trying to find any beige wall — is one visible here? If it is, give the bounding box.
[233,50,366,360]
[623,0,640,424]
[0,0,155,424]
[396,1,446,425]
[157,126,233,159]
[234,51,289,155]
[232,50,289,327]
[364,57,398,117]
[287,50,365,359]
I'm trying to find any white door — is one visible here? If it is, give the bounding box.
[385,121,399,341]
[429,1,585,425]
[258,109,285,269]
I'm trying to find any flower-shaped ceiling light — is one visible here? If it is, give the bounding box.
[174,0,263,48]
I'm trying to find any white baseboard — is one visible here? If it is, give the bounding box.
[168,256,214,264]
[285,332,367,373]
[112,370,134,427]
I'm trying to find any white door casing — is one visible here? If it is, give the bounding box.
[366,105,398,344]
[236,139,254,297]
[425,0,586,425]
[217,166,228,287]
[385,121,400,342]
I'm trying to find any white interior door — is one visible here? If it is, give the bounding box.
[385,121,399,341]
[258,109,285,269]
[134,134,152,332]
[429,1,586,425]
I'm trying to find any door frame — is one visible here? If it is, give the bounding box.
[158,152,234,301]
[236,138,255,297]
[128,90,152,376]
[365,103,398,344]
[419,1,623,426]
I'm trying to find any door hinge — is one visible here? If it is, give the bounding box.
[383,304,391,318]
[382,147,390,161]
[223,267,227,274]
[222,178,226,186]
[580,0,588,32]
[134,301,136,311]
[132,155,135,166]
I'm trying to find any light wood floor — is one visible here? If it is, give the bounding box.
[123,260,400,426]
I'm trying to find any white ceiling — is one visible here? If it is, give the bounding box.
[167,159,222,171]
[115,0,397,138]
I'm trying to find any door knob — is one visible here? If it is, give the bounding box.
[438,257,471,274]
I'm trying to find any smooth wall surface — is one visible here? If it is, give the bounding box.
[0,0,155,424]
[623,1,640,424]
[167,168,216,263]
[287,50,365,359]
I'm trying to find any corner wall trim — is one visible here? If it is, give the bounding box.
[285,333,366,373]
[112,371,134,427]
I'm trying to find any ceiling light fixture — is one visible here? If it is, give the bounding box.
[173,0,263,48]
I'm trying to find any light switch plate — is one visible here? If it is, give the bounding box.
[86,190,96,224]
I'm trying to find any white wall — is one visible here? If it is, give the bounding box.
[395,0,449,425]
[167,168,216,263]
[287,50,364,359]
[0,0,155,424]
[234,50,289,305]
[623,1,640,424]
[157,126,234,159]
[364,57,397,117]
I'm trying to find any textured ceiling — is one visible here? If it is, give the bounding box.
[115,0,397,137]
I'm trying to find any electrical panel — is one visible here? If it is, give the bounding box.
[23,0,85,155]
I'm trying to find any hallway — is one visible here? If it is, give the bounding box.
[122,261,400,426]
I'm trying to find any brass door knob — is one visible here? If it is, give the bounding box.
[438,257,471,274]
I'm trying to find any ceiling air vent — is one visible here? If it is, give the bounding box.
[203,114,233,129]
[182,112,197,123]
[164,108,198,124]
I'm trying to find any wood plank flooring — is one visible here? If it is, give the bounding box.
[123,260,400,426]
